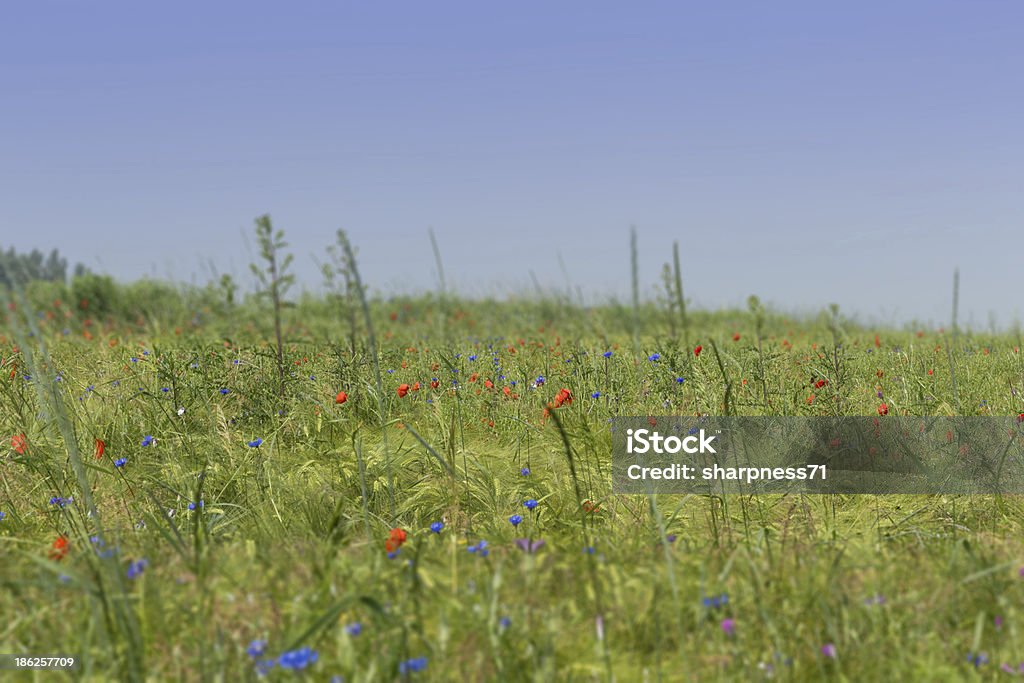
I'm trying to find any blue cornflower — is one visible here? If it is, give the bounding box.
[278,647,318,671]
[254,658,276,676]
[114,457,127,468]
[130,357,138,363]
[591,391,601,399]
[524,499,539,510]
[535,375,545,385]
[468,540,489,556]
[520,467,530,476]
[430,521,444,533]
[603,351,613,358]
[469,355,477,361]
[248,438,263,448]
[49,496,72,508]
[509,514,523,527]
[220,388,230,395]
[345,622,362,637]
[126,558,148,579]
[86,385,94,392]
[188,500,204,511]
[648,353,661,361]
[499,616,511,629]
[233,359,241,365]
[142,350,150,356]
[246,640,267,658]
[141,435,154,447]
[675,377,685,384]
[966,652,987,669]
[688,427,698,435]
[161,387,170,393]
[0,511,6,521]
[387,549,400,560]
[399,657,428,674]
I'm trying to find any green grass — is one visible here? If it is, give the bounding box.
[2,290,1024,681]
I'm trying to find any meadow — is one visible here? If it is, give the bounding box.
[2,234,1024,682]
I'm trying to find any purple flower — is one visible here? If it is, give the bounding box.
[720,618,735,636]
[821,643,837,658]
[514,538,545,553]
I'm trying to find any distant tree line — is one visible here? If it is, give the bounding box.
[0,246,88,288]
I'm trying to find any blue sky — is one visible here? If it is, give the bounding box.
[3,2,1022,327]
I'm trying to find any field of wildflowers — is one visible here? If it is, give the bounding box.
[2,237,1024,681]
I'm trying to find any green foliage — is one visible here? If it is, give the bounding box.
[2,270,1024,680]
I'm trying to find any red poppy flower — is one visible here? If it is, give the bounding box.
[431,379,439,389]
[877,403,889,416]
[12,433,27,455]
[49,535,69,561]
[552,388,573,408]
[582,500,600,513]
[335,391,348,405]
[484,379,494,389]
[411,382,420,392]
[94,438,106,459]
[397,384,410,398]
[732,333,740,342]
[814,379,827,389]
[385,527,407,553]
[694,345,703,357]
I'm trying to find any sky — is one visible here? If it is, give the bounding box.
[3,1,1022,328]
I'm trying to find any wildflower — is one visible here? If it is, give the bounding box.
[732,333,741,341]
[398,657,428,674]
[520,467,530,476]
[675,377,685,384]
[550,388,572,409]
[694,345,703,357]
[178,407,186,416]
[967,652,988,668]
[524,499,538,510]
[509,514,523,527]
[278,647,318,671]
[720,618,736,636]
[877,403,889,416]
[246,640,267,658]
[591,391,601,399]
[12,433,27,454]
[821,643,837,658]
[219,388,230,395]
[467,540,489,556]
[335,391,348,405]
[254,658,276,676]
[430,521,444,533]
[126,558,148,579]
[114,457,127,468]
[49,535,69,561]
[94,438,106,459]
[49,496,72,508]
[703,594,729,609]
[535,375,546,386]
[345,622,362,636]
[188,500,204,511]
[248,438,263,448]
[141,435,154,447]
[499,616,512,629]
[582,500,600,513]
[514,538,545,553]
[603,351,613,358]
[385,527,407,553]
[648,353,661,362]
[397,383,410,398]
[0,511,6,521]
